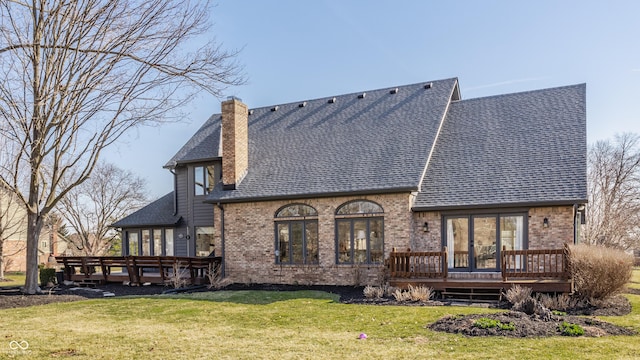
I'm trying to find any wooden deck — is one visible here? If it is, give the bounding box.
[388,244,573,295]
[55,256,222,286]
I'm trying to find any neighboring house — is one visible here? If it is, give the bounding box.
[0,188,64,272]
[112,78,587,286]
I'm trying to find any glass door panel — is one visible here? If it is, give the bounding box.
[128,232,139,256]
[337,221,352,263]
[291,222,304,264]
[153,229,162,256]
[353,220,367,263]
[446,218,469,269]
[369,219,383,263]
[473,216,497,270]
[141,230,150,256]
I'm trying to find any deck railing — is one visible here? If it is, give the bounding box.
[388,244,571,282]
[388,248,448,279]
[501,243,570,281]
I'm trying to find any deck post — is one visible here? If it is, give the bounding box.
[501,245,507,282]
[442,247,448,278]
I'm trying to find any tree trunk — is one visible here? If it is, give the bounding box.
[24,211,43,294]
[0,241,4,280]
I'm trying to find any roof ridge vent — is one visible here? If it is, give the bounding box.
[424,82,433,89]
[271,106,279,112]
[298,101,307,108]
[390,88,398,94]
[328,97,336,104]
[358,92,366,99]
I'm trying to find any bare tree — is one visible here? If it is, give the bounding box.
[57,162,147,256]
[0,0,244,293]
[0,185,27,279]
[584,133,640,250]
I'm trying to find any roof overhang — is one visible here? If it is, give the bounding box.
[205,187,418,205]
[163,157,222,169]
[411,199,588,212]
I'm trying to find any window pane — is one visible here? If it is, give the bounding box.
[305,221,319,264]
[194,166,204,196]
[337,221,352,263]
[205,165,215,193]
[141,230,150,256]
[369,220,383,263]
[447,218,469,268]
[128,232,139,256]
[165,229,174,256]
[336,201,383,215]
[473,217,497,270]
[500,216,524,251]
[276,204,317,217]
[291,222,304,264]
[153,229,162,256]
[354,220,367,263]
[277,223,289,263]
[195,227,215,256]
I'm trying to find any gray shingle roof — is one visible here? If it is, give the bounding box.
[164,114,221,167]
[205,78,460,203]
[111,192,181,227]
[413,84,587,210]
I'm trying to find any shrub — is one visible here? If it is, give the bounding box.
[391,285,433,302]
[569,244,634,300]
[39,268,56,286]
[558,321,584,336]
[363,285,385,299]
[473,318,515,331]
[505,285,532,305]
[392,288,412,302]
[407,285,433,302]
[536,293,579,311]
[169,262,190,289]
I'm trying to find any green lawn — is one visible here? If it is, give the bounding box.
[0,272,25,287]
[0,291,638,359]
[0,270,639,359]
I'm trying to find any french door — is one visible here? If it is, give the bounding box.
[445,214,525,271]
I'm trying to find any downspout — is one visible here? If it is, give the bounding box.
[217,203,225,278]
[169,167,178,215]
[573,203,577,245]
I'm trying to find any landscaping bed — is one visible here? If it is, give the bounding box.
[0,282,636,338]
[429,310,635,337]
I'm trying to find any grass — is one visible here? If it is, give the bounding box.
[0,270,638,359]
[0,272,25,287]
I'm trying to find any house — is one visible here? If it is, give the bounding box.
[112,78,587,287]
[0,187,65,272]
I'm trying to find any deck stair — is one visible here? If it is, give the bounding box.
[441,287,502,302]
[78,279,102,288]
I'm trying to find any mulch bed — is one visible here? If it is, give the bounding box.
[429,311,635,337]
[0,283,636,338]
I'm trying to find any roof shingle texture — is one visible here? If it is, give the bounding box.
[205,78,459,203]
[413,84,587,210]
[111,192,181,227]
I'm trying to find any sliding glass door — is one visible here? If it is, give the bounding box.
[445,213,526,271]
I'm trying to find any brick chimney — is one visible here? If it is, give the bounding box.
[221,97,248,190]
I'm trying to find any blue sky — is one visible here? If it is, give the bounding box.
[103,0,640,198]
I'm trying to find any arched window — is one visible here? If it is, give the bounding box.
[335,200,384,264]
[275,204,318,265]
